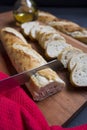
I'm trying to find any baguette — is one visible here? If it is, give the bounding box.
[48,21,81,33]
[0,27,65,101]
[38,11,58,24]
[37,11,87,44]
[49,21,87,44]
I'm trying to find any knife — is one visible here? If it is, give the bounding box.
[0,59,63,91]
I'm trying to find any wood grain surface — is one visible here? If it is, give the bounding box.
[0,11,87,126]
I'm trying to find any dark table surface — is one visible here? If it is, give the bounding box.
[0,6,87,128]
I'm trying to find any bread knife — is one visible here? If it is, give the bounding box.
[0,59,63,91]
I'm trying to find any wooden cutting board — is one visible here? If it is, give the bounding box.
[0,11,87,126]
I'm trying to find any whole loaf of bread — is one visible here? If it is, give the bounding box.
[0,27,65,101]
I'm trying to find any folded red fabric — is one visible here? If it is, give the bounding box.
[0,72,87,130]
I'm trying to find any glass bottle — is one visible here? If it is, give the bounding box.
[13,0,38,24]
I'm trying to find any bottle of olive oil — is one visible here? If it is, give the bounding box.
[13,0,38,24]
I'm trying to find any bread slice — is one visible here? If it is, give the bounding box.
[70,30,87,44]
[29,25,40,40]
[70,63,87,87]
[68,53,87,71]
[58,46,83,68]
[0,27,65,101]
[46,40,69,58]
[21,21,40,36]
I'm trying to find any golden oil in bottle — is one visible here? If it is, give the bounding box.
[13,0,38,24]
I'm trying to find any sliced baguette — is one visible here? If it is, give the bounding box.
[58,46,83,68]
[70,63,87,87]
[0,27,65,101]
[68,53,87,71]
[21,21,71,59]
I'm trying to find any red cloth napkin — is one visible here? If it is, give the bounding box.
[0,72,87,130]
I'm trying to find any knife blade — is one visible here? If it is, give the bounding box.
[0,59,63,91]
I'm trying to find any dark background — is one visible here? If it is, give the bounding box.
[0,0,87,7]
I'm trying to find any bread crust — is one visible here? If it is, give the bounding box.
[38,11,58,24]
